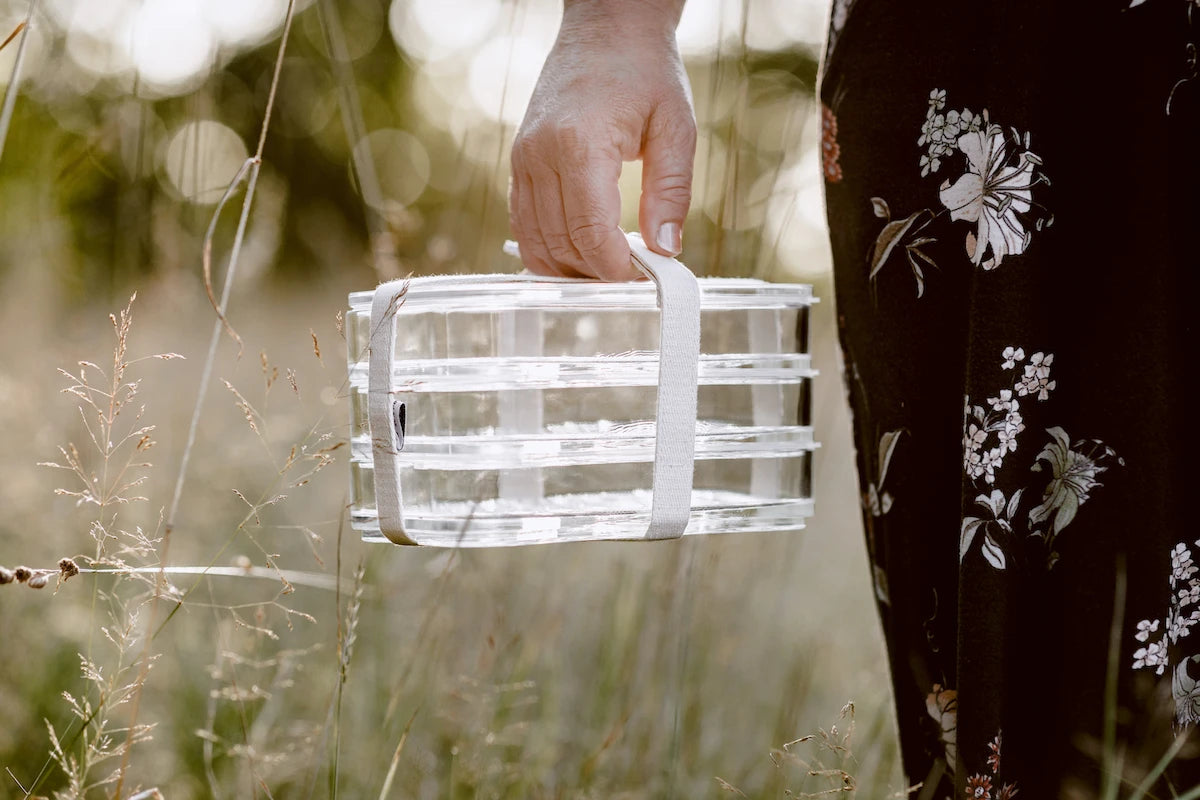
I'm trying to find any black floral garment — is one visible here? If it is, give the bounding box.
[820,0,1200,796]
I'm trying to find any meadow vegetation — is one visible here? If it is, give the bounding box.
[0,0,903,796]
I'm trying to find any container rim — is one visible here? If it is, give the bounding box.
[349,274,814,312]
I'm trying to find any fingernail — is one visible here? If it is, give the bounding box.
[656,222,682,256]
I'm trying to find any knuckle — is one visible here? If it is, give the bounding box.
[650,105,697,144]
[648,176,692,208]
[543,230,580,264]
[553,120,596,159]
[514,134,542,165]
[567,219,612,258]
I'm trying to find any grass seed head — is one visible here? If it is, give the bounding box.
[0,566,14,584]
[14,565,32,582]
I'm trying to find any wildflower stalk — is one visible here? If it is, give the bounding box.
[113,3,298,796]
[177,0,297,527]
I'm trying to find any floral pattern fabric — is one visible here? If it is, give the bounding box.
[820,0,1200,795]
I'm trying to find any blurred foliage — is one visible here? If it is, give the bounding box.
[0,2,898,798]
[0,0,822,304]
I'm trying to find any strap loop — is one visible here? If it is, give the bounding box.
[626,232,700,539]
[368,279,416,545]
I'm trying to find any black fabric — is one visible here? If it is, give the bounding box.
[819,1,1200,796]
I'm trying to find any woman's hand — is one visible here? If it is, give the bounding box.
[510,0,695,280]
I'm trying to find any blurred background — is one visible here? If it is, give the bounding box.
[0,0,900,796]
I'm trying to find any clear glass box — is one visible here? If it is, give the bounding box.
[348,276,816,546]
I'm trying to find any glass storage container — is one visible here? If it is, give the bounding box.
[348,252,817,547]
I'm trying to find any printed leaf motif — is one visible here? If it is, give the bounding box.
[1174,655,1200,725]
[870,210,926,281]
[981,533,1006,570]
[978,489,1006,518]
[871,197,890,218]
[905,251,927,297]
[1005,488,1024,520]
[867,429,904,517]
[962,348,1119,571]
[1028,426,1105,535]
[878,429,904,484]
[961,517,987,563]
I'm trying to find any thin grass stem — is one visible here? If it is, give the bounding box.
[315,0,400,281]
[378,707,421,800]
[0,0,38,168]
[114,4,298,796]
[1126,731,1192,800]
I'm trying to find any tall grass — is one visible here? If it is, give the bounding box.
[0,2,911,799]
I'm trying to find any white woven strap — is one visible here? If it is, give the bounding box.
[368,278,416,545]
[366,232,701,544]
[626,232,700,539]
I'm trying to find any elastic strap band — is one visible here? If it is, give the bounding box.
[368,278,416,545]
[626,232,700,539]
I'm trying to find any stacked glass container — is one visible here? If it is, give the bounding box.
[347,274,816,547]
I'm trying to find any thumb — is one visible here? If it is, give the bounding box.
[639,101,696,258]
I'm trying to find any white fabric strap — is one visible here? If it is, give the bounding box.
[626,232,701,539]
[368,278,416,545]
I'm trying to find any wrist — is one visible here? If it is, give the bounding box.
[560,0,685,44]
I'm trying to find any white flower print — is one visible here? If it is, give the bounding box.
[1136,618,1161,643]
[871,90,1051,297]
[1028,427,1109,536]
[824,0,857,68]
[1172,542,1199,586]
[1016,352,1056,400]
[919,153,941,177]
[965,453,985,482]
[918,94,983,175]
[1132,540,1200,725]
[987,388,1016,413]
[962,347,1120,571]
[980,447,1004,485]
[999,410,1024,454]
[1001,346,1025,370]
[1174,657,1200,726]
[938,126,1040,270]
[964,421,988,453]
[1169,606,1200,644]
[962,348,1056,490]
[987,390,1025,455]
[1134,638,1169,675]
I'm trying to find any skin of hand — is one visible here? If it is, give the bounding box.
[509,0,695,280]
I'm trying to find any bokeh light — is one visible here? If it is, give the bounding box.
[466,35,548,127]
[351,128,430,209]
[389,0,502,66]
[203,0,289,47]
[161,119,249,204]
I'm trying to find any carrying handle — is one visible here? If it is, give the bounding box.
[625,232,700,539]
[366,231,701,544]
